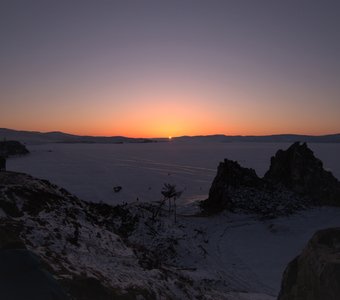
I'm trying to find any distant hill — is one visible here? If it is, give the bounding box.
[0,128,155,145]
[1,128,339,144]
[172,133,340,143]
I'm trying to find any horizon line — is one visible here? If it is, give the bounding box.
[1,127,340,140]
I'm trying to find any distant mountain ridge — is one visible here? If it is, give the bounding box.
[172,133,340,143]
[1,128,340,144]
[0,128,155,144]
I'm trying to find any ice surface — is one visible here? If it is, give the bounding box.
[200,207,340,293]
[7,141,340,205]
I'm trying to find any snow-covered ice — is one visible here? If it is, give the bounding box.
[7,141,340,205]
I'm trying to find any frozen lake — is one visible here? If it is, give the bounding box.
[8,141,340,205]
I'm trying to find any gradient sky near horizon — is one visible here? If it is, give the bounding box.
[1,0,340,137]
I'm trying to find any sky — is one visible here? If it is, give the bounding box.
[1,0,340,137]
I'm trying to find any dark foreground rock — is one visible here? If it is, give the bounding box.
[0,171,156,299]
[0,249,69,300]
[0,215,69,300]
[0,140,29,156]
[201,142,340,216]
[278,227,340,300]
[0,156,6,171]
[0,171,223,299]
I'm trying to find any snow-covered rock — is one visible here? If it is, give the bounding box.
[0,171,276,299]
[0,171,178,299]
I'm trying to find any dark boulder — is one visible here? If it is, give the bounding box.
[0,156,6,171]
[264,142,340,205]
[113,186,122,193]
[278,227,340,300]
[0,140,29,157]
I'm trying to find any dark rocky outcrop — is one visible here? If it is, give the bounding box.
[0,171,81,218]
[0,220,69,300]
[278,227,340,300]
[0,156,6,171]
[200,160,262,213]
[264,142,340,205]
[201,142,340,216]
[0,249,69,300]
[0,171,145,299]
[0,140,29,157]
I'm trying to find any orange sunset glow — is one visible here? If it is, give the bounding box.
[1,1,340,137]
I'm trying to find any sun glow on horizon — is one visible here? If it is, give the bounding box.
[1,1,340,137]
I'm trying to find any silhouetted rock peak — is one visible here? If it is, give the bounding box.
[265,142,340,204]
[202,142,340,216]
[201,160,261,213]
[278,227,340,300]
[264,142,322,186]
[202,159,261,212]
[214,159,260,188]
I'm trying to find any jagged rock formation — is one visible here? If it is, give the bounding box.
[200,160,262,213]
[264,142,340,205]
[0,140,29,156]
[278,227,340,300]
[201,142,340,216]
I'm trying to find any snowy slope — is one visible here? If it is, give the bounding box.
[0,171,277,299]
[2,171,340,299]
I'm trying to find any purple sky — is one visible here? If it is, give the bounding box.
[1,0,339,137]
